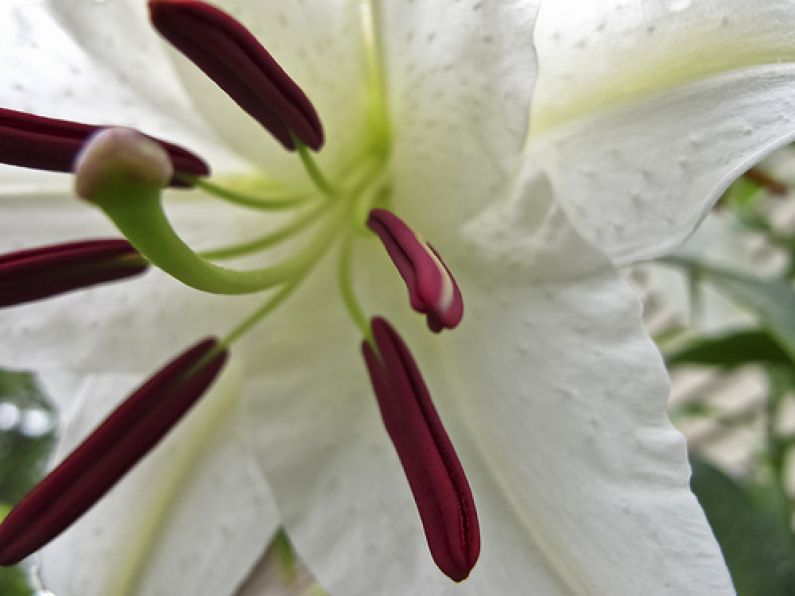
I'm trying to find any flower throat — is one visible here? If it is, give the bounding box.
[0,0,479,584]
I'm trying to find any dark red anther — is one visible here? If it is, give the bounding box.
[149,0,323,151]
[0,108,209,186]
[0,338,228,565]
[362,318,479,582]
[0,239,148,307]
[368,209,464,332]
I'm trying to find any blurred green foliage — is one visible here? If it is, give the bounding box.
[691,458,795,595]
[667,329,792,369]
[0,369,59,596]
[664,164,795,596]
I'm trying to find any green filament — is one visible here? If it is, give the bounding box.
[294,137,337,197]
[338,229,372,342]
[200,201,332,261]
[178,174,313,210]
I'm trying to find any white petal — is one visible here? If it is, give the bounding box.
[382,0,540,241]
[445,170,732,594]
[39,360,279,596]
[239,165,731,594]
[241,297,451,595]
[530,0,795,264]
[161,0,371,179]
[0,192,279,373]
[1,1,242,176]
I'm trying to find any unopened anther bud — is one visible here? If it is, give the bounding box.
[0,338,227,565]
[0,239,147,307]
[362,317,479,582]
[368,209,464,332]
[0,107,208,186]
[149,0,324,151]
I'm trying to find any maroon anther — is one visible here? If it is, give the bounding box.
[0,239,148,307]
[0,338,228,565]
[362,318,480,582]
[0,107,209,186]
[368,209,464,332]
[149,0,324,151]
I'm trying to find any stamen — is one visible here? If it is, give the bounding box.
[367,209,463,332]
[294,135,336,196]
[0,239,147,307]
[338,230,371,340]
[362,318,479,582]
[0,107,208,186]
[0,338,227,565]
[200,200,331,261]
[149,0,323,151]
[176,173,313,210]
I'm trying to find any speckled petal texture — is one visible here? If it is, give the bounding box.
[530,0,795,264]
[380,0,539,243]
[240,164,733,596]
[0,1,739,594]
[38,362,279,596]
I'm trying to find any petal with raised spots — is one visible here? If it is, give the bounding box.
[530,0,795,263]
[39,361,280,596]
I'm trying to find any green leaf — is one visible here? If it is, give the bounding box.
[0,370,59,596]
[663,257,795,362]
[724,176,764,209]
[0,566,33,596]
[666,329,793,369]
[691,458,795,596]
[0,369,57,504]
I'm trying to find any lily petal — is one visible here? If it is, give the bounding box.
[382,0,540,241]
[156,0,370,179]
[449,169,732,595]
[1,0,242,188]
[38,361,280,596]
[0,192,271,373]
[530,0,795,264]
[240,166,731,595]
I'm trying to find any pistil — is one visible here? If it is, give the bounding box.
[75,128,344,295]
[1,0,483,583]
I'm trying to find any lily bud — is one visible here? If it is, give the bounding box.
[0,338,228,565]
[0,107,209,186]
[368,209,464,332]
[0,239,147,307]
[362,317,479,581]
[149,0,324,151]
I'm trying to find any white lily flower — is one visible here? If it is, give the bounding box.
[3,0,792,594]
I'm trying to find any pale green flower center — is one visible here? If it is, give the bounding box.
[84,3,395,347]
